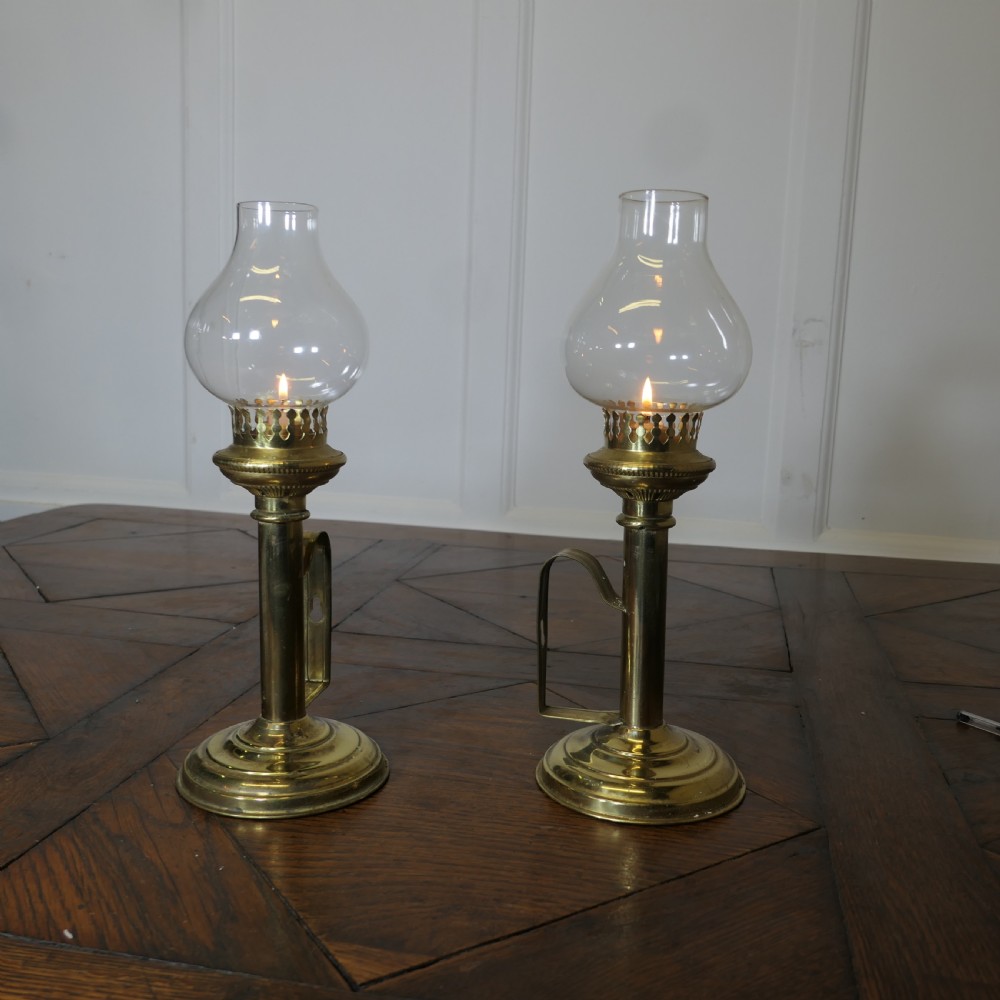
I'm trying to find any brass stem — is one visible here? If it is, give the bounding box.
[532,410,744,824]
[253,495,310,723]
[177,408,389,818]
[618,498,675,731]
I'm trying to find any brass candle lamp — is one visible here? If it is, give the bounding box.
[178,201,388,818]
[536,189,752,824]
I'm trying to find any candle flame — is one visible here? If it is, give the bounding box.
[278,373,289,400]
[641,377,653,409]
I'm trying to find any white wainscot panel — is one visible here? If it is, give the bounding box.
[228,1,477,508]
[513,0,800,539]
[827,0,1000,559]
[0,2,187,497]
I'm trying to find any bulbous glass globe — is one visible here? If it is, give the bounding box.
[185,201,367,407]
[566,189,751,413]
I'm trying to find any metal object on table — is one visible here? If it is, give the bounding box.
[536,188,751,824]
[956,710,1000,737]
[535,409,745,824]
[176,406,388,818]
[178,201,387,818]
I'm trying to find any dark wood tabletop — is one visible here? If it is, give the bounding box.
[1,504,998,999]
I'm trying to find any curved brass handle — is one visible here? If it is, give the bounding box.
[537,548,623,724]
[303,530,332,707]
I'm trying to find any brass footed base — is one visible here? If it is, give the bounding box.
[177,716,389,819]
[536,723,745,824]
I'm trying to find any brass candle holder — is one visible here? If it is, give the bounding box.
[178,200,387,818]
[536,409,744,824]
[537,188,752,824]
[176,405,388,818]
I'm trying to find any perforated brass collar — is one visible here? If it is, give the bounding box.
[602,408,703,452]
[230,404,329,448]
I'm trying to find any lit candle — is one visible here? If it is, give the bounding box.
[641,377,654,411]
[277,372,289,403]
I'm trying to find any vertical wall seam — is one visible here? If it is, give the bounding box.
[812,0,873,537]
[458,2,484,510]
[180,0,194,493]
[500,0,535,515]
[220,0,236,249]
[459,0,535,520]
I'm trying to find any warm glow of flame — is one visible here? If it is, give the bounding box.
[278,373,289,400]
[653,328,663,344]
[641,377,653,408]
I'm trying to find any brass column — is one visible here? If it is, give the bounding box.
[618,497,673,732]
[176,405,388,819]
[535,410,745,824]
[256,495,322,724]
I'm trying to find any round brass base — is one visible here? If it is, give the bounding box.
[177,715,389,819]
[536,722,745,824]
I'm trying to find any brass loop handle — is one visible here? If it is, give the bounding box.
[537,548,623,724]
[303,530,332,707]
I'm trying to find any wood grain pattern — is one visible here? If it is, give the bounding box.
[0,595,231,647]
[0,504,997,998]
[0,648,46,747]
[0,549,42,602]
[875,589,1000,654]
[7,527,259,601]
[776,568,1000,996]
[374,831,855,1000]
[0,622,259,867]
[868,617,1000,687]
[845,571,1000,615]
[0,628,194,735]
[228,671,816,985]
[917,718,1000,848]
[0,938,363,1000]
[0,757,347,987]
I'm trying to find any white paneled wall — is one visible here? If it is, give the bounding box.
[1,1,189,503]
[826,0,1000,559]
[2,0,999,563]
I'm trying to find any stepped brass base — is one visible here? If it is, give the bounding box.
[177,715,389,819]
[536,722,745,825]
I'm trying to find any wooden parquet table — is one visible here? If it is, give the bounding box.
[1,504,998,998]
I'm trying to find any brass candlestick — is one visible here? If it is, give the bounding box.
[176,405,388,818]
[538,188,752,824]
[179,200,387,818]
[537,410,744,824]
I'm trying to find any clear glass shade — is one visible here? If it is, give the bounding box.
[566,190,751,412]
[185,201,368,407]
